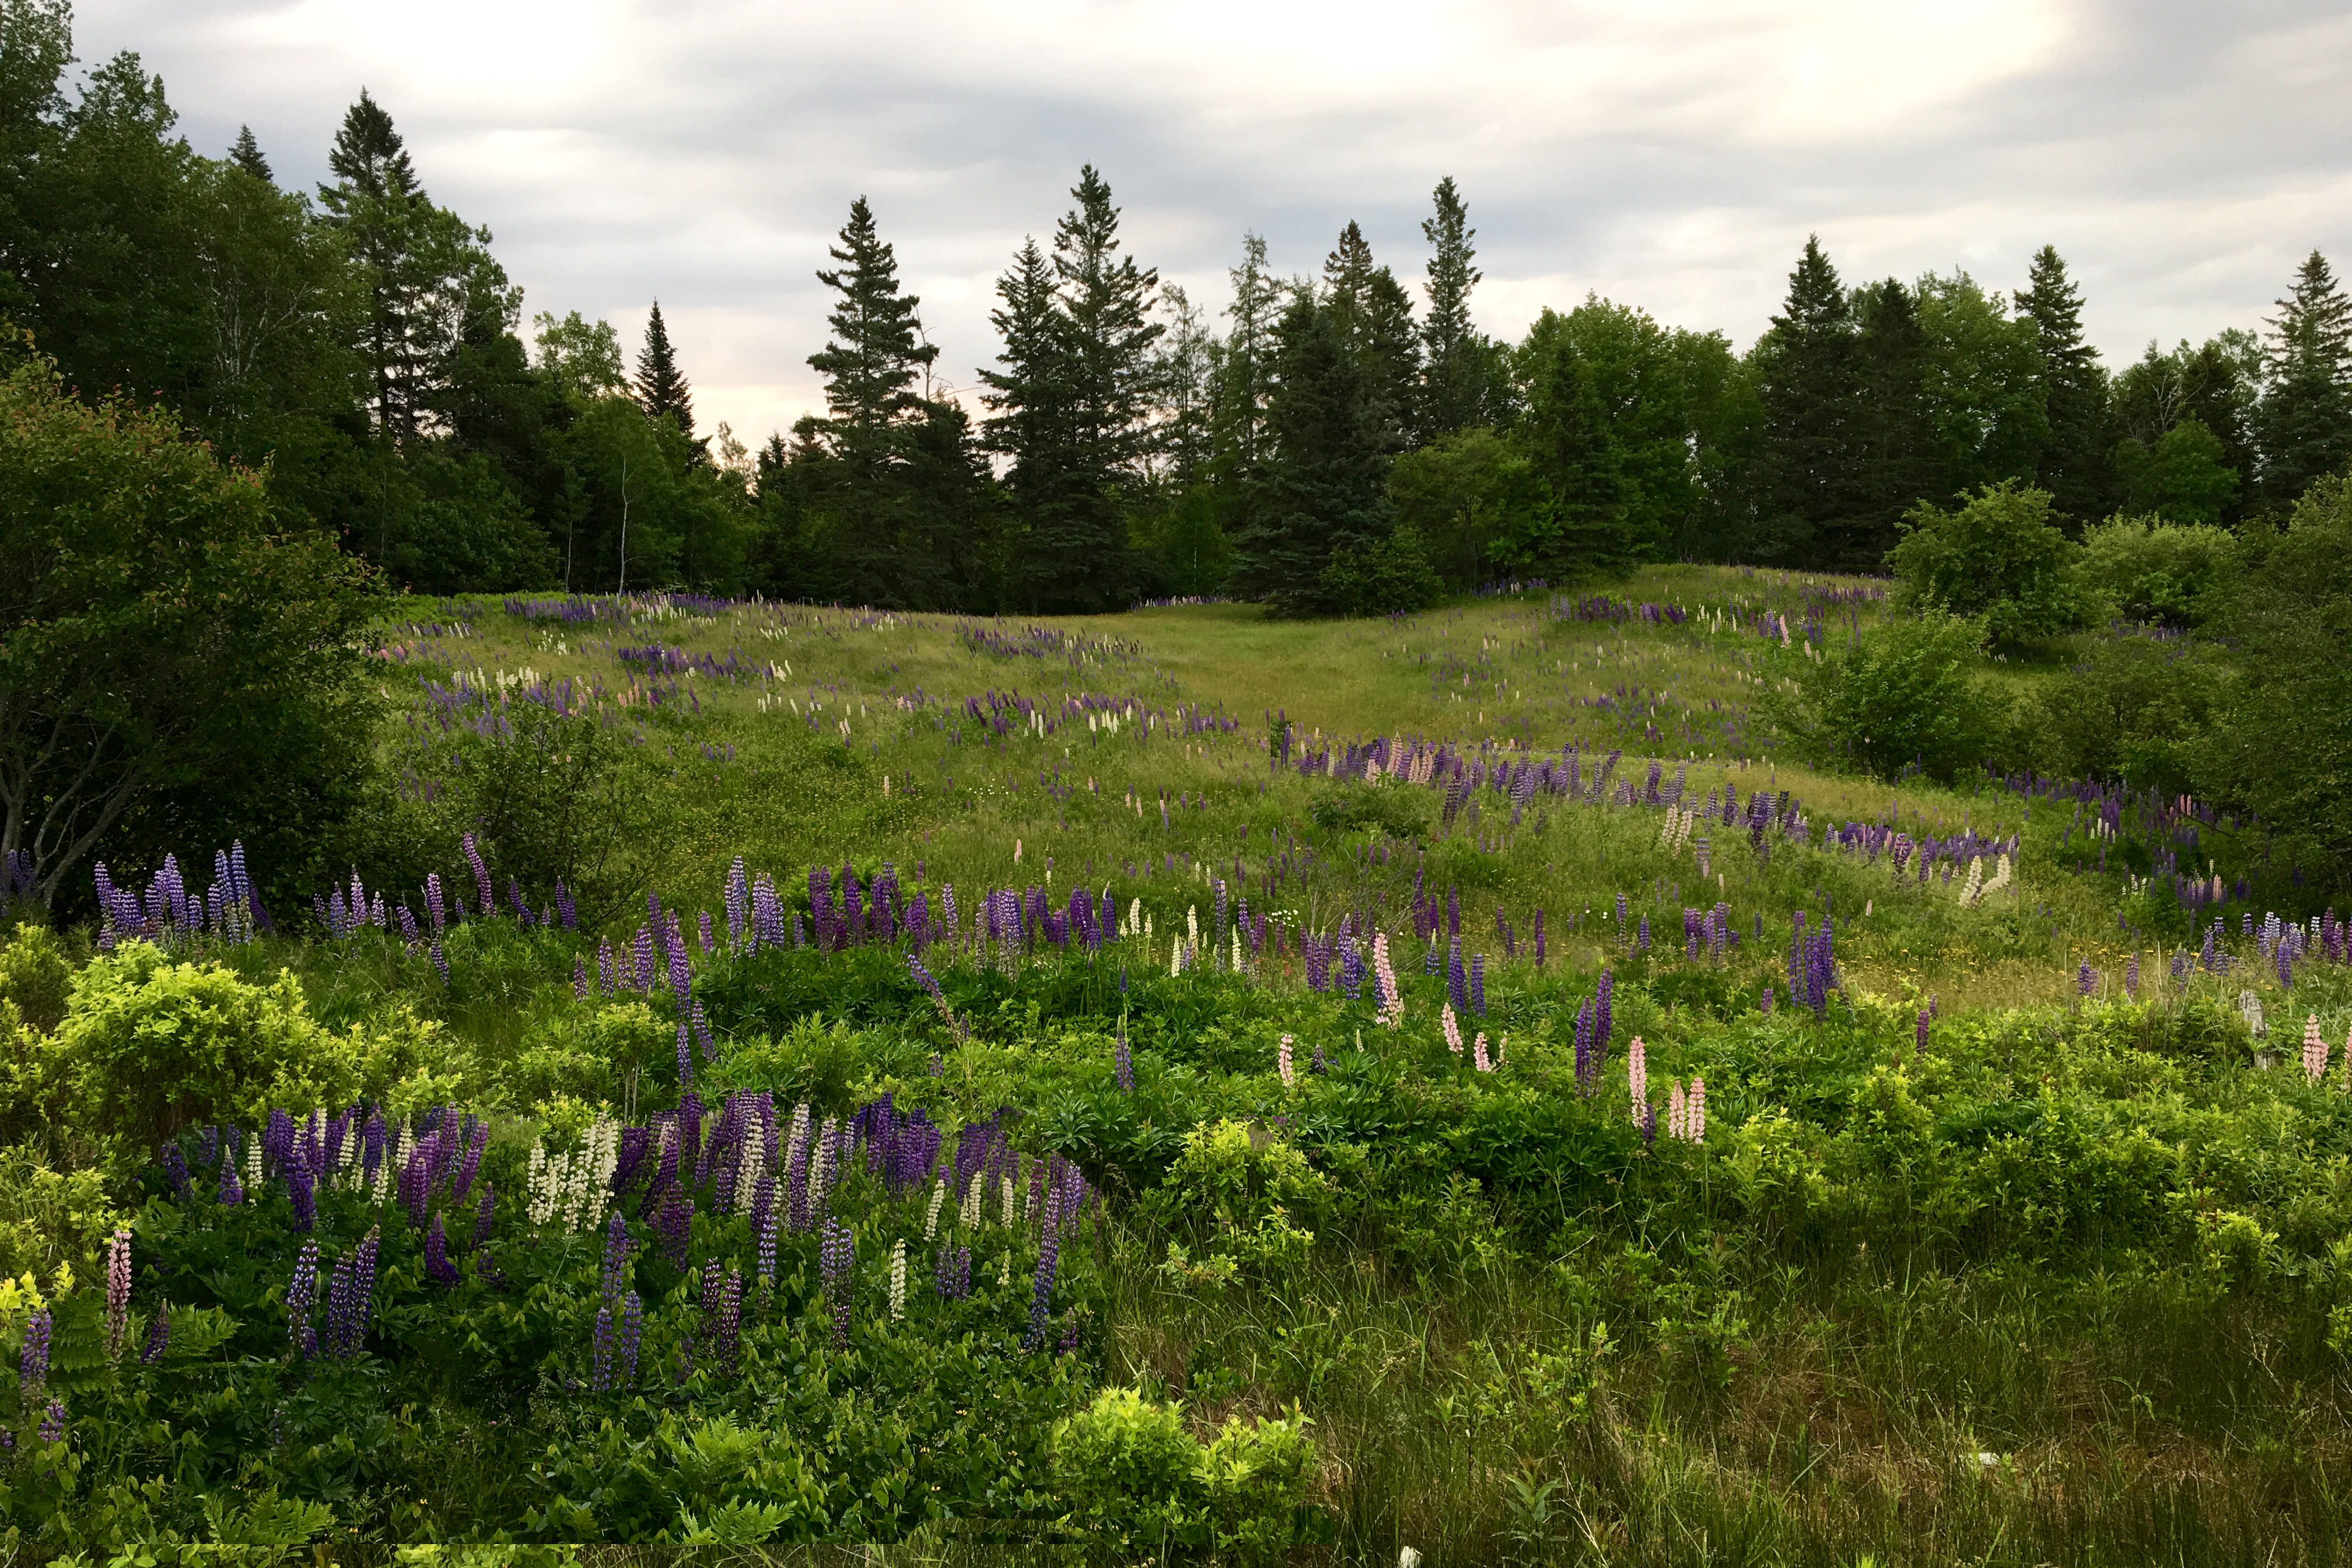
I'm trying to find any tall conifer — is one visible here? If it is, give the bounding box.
[634,300,694,437]
[2014,245,2113,522]
[1752,236,1864,565]
[2257,250,2352,503]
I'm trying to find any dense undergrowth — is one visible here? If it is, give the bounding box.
[5,573,2350,1562]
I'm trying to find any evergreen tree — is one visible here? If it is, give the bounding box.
[979,235,1079,599]
[318,90,429,441]
[1322,220,1418,452]
[1750,236,1864,565]
[2256,250,2352,504]
[806,196,935,454]
[2014,245,2113,522]
[228,124,271,184]
[1850,278,1943,559]
[634,299,694,438]
[1231,289,1390,613]
[1419,176,1504,435]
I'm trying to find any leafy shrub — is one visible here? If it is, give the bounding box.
[1318,523,1444,615]
[1387,428,1548,590]
[1051,1387,1318,1561]
[1887,480,2090,644]
[0,925,74,1033]
[49,943,357,1162]
[2076,514,2236,627]
[0,1147,118,1281]
[2110,416,2238,527]
[1759,614,2001,781]
[2019,629,2224,794]
[1147,1119,1336,1280]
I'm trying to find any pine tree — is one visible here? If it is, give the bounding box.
[322,89,418,203]
[979,235,1079,597]
[1850,278,1943,558]
[319,90,427,442]
[228,124,272,184]
[1751,236,1864,565]
[634,300,694,438]
[2013,245,2113,522]
[2257,250,2352,504]
[1420,176,1499,435]
[1322,222,1418,453]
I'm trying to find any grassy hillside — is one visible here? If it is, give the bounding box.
[5,568,2346,1560]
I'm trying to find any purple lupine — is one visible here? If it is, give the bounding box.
[463,832,493,915]
[163,1143,191,1199]
[424,1214,459,1286]
[218,1152,244,1207]
[752,1172,778,1287]
[1916,1010,1930,1055]
[452,1120,486,1205]
[473,1185,496,1251]
[19,1307,51,1392]
[1114,1020,1133,1094]
[105,1227,132,1359]
[288,1164,315,1233]
[715,1269,743,1373]
[1595,970,1614,1062]
[1636,916,1650,953]
[286,1242,319,1358]
[618,1292,643,1385]
[2127,953,2140,999]
[323,1227,382,1359]
[600,1209,632,1306]
[657,1191,694,1269]
[574,957,589,1000]
[429,938,449,986]
[425,872,446,932]
[692,1000,718,1063]
[1469,954,1486,1016]
[1447,939,1468,1014]
[37,1401,62,1444]
[591,1305,615,1392]
[2078,960,2096,997]
[1024,1226,1062,1350]
[935,1243,972,1301]
[821,1219,856,1348]
[1761,984,1774,1015]
[675,1019,694,1088]
[698,909,715,956]
[141,1306,170,1365]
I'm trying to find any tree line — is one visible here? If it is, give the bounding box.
[5,2,2351,616]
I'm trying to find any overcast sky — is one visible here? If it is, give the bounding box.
[77,0,2352,446]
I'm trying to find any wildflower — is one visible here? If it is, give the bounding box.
[286,1243,319,1359]
[1024,1227,1062,1350]
[2304,1016,2329,1083]
[617,1292,642,1385]
[890,1238,909,1321]
[923,1179,948,1242]
[20,1307,51,1394]
[1472,1032,1492,1073]
[1470,954,1486,1016]
[141,1306,170,1364]
[715,1269,744,1372]
[591,1306,615,1391]
[1442,1004,1464,1056]
[2077,960,2096,997]
[2126,953,2140,1000]
[1114,1019,1134,1093]
[821,1218,855,1349]
[935,1242,972,1301]
[1628,1035,1647,1125]
[105,1228,131,1360]
[1278,1034,1295,1087]
[1916,1009,1930,1056]
[38,1400,62,1444]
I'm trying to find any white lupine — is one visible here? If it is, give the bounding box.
[924,1180,948,1241]
[1001,1174,1017,1226]
[1233,928,1244,972]
[1186,905,1198,943]
[244,1135,262,1197]
[890,1238,908,1320]
[961,1173,984,1230]
[526,1142,557,1224]
[1958,858,1985,908]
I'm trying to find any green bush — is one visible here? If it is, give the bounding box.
[1051,1387,1318,1561]
[2110,416,2238,527]
[1318,523,1444,615]
[50,943,358,1163]
[2020,629,2225,793]
[1887,480,2090,645]
[0,925,74,1034]
[1759,614,2002,781]
[0,1146,118,1283]
[2076,514,2236,627]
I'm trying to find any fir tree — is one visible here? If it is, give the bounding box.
[1419,176,1500,435]
[319,89,427,442]
[634,300,694,438]
[1751,236,1864,565]
[1323,221,1418,453]
[322,89,418,203]
[1851,278,1943,558]
[806,196,936,453]
[228,124,271,184]
[2014,245,2113,522]
[2257,250,2352,504]
[980,235,1079,597]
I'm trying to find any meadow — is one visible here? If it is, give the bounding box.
[6,565,2350,1563]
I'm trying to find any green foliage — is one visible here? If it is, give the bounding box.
[2076,514,2236,626]
[48,944,354,1163]
[1761,614,2000,781]
[1052,1387,1318,1560]
[0,1146,117,1281]
[1318,522,1443,615]
[1386,426,1546,590]
[2020,629,2224,795]
[0,922,73,1033]
[2111,416,2238,526]
[1887,480,2090,644]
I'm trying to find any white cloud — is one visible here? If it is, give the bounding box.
[78,0,2352,443]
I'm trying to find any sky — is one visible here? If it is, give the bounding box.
[78,0,2352,447]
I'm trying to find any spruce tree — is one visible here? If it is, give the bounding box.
[979,235,1079,600]
[322,89,418,202]
[634,300,694,437]
[1322,222,1418,453]
[1751,235,1864,565]
[228,124,272,184]
[1851,278,1943,558]
[2014,245,2113,522]
[1419,176,1499,435]
[1232,290,1390,612]
[2257,250,2352,504]
[319,90,426,441]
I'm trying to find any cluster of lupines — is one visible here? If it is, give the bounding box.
[92,843,265,950]
[104,1228,131,1360]
[1664,1077,1707,1143]
[315,1227,383,1359]
[1682,902,1738,962]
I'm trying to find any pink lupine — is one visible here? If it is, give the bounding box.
[1628,1035,1648,1125]
[1441,1004,1464,1056]
[1472,1032,1492,1073]
[1688,1076,1706,1141]
[1667,1081,1688,1142]
[1277,1034,1295,1087]
[2305,1017,2330,1083]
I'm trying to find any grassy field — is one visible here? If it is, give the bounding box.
[10,566,2348,1560]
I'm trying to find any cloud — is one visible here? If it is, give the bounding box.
[78,0,2352,443]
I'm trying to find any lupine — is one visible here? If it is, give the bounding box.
[286,1244,319,1359]
[20,1307,51,1393]
[2304,1016,2329,1082]
[935,1242,972,1301]
[1277,1034,1295,1086]
[1627,1035,1647,1125]
[591,1306,616,1391]
[105,1228,131,1360]
[890,1238,909,1320]
[141,1306,170,1364]
[463,832,493,914]
[1442,1003,1464,1056]
[715,1269,744,1372]
[1472,1032,1492,1073]
[1469,954,1486,1016]
[617,1292,643,1385]
[37,1401,62,1444]
[218,1151,244,1207]
[1114,1019,1134,1093]
[821,1218,856,1348]
[1025,1225,1062,1350]
[2126,953,2140,999]
[2077,960,2096,997]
